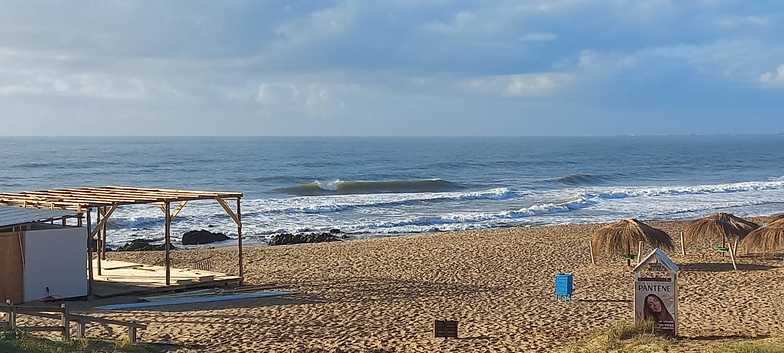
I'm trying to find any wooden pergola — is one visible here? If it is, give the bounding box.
[0,186,244,295]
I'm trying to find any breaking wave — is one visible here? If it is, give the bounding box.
[254,187,521,214]
[548,173,612,186]
[276,178,465,195]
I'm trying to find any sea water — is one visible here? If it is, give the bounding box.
[1,135,783,246]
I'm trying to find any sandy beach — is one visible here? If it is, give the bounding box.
[57,219,777,352]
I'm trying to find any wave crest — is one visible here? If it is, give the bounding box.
[276,178,464,196]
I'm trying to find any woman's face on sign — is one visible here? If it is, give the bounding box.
[646,296,663,313]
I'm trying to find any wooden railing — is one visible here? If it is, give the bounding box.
[0,301,146,344]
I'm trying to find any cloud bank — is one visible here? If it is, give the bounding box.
[0,0,782,136]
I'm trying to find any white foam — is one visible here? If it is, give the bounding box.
[246,187,521,214]
[101,177,784,246]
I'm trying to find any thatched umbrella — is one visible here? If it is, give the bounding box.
[683,213,758,250]
[591,219,674,266]
[766,214,784,223]
[741,218,784,256]
[682,213,758,270]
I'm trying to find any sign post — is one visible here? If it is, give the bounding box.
[632,248,679,337]
[434,320,458,339]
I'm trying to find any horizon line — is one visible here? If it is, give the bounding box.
[0,133,783,138]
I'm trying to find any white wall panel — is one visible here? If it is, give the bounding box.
[23,227,87,301]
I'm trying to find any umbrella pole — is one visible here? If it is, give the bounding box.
[728,240,738,271]
[636,241,643,264]
[589,241,595,265]
[679,230,686,256]
[626,240,631,267]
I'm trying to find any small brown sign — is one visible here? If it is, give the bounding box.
[434,320,458,338]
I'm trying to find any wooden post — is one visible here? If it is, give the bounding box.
[96,207,102,276]
[679,231,686,256]
[61,304,70,342]
[636,241,643,263]
[728,241,738,271]
[626,240,631,267]
[164,202,171,286]
[237,197,244,283]
[7,300,16,335]
[128,321,138,344]
[86,209,94,296]
[589,241,595,265]
[102,207,108,260]
[76,319,86,338]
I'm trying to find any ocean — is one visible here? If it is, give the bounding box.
[1,136,783,247]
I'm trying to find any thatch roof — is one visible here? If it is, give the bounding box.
[683,213,759,243]
[766,214,784,223]
[591,219,674,258]
[740,218,784,254]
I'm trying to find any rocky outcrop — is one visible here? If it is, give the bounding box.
[268,231,343,246]
[117,239,172,252]
[181,229,230,245]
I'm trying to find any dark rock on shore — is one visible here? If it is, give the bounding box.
[117,239,172,252]
[182,229,230,245]
[268,231,342,246]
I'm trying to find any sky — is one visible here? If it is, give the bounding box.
[0,0,782,136]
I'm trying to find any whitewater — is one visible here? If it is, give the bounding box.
[1,136,783,246]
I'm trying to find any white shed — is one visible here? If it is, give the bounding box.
[0,206,87,303]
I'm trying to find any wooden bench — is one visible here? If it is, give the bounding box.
[0,301,146,344]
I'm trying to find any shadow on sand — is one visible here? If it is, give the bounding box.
[681,262,776,272]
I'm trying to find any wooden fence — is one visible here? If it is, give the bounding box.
[0,301,146,344]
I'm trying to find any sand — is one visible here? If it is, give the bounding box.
[17,220,784,352]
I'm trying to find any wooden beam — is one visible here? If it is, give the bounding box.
[171,201,188,220]
[89,205,117,240]
[237,198,243,283]
[216,198,241,226]
[96,208,102,276]
[86,209,93,297]
[164,202,171,286]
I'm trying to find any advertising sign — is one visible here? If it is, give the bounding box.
[634,277,677,336]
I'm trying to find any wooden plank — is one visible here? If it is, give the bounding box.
[0,305,64,313]
[68,313,147,328]
[89,205,117,240]
[237,198,243,282]
[0,232,24,304]
[216,198,240,226]
[16,190,139,203]
[164,202,171,286]
[17,325,64,332]
[105,185,243,198]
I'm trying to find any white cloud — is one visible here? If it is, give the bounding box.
[255,81,354,118]
[463,73,573,97]
[519,32,557,42]
[0,69,182,100]
[274,5,354,43]
[717,15,770,30]
[759,65,784,86]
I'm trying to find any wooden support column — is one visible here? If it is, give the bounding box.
[237,197,244,283]
[86,209,93,296]
[102,207,108,260]
[96,207,102,276]
[679,230,686,256]
[164,202,171,286]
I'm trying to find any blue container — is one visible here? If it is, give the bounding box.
[555,273,574,300]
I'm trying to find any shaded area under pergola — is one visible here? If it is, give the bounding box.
[0,186,244,296]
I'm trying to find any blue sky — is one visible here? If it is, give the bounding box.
[0,0,782,136]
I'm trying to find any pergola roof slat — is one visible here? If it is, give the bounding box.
[0,186,243,211]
